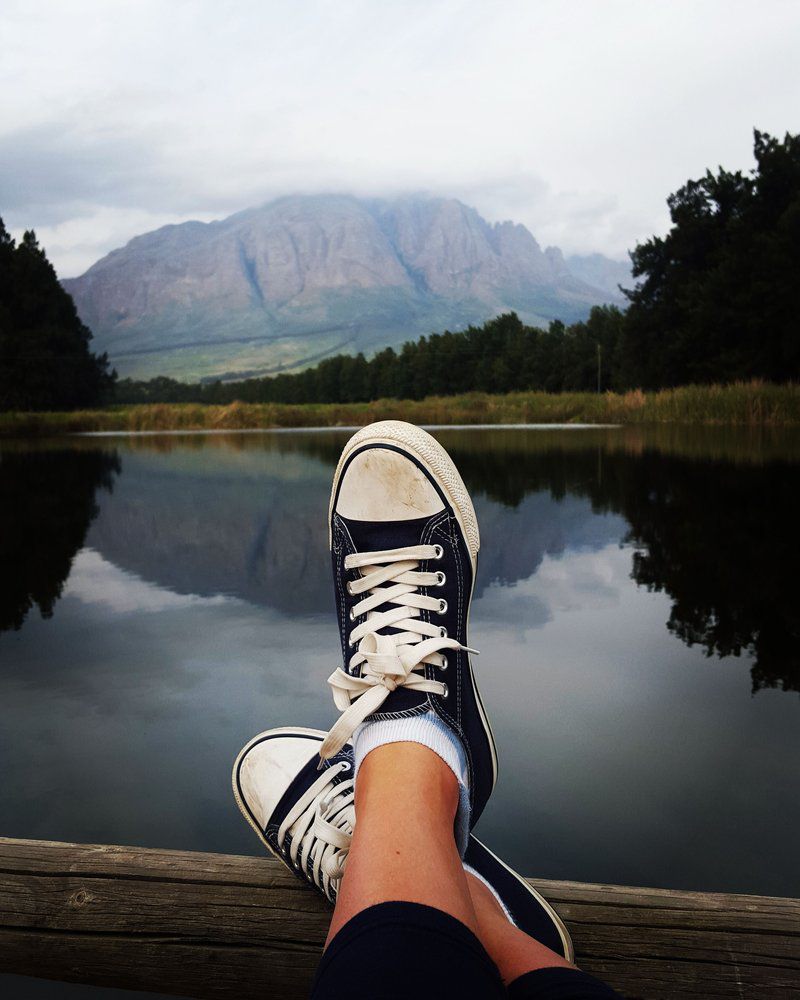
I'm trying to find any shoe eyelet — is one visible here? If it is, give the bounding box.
[437,598,448,614]
[346,582,354,595]
[432,544,444,560]
[439,656,448,672]
[436,571,446,586]
[349,608,357,621]
[441,683,449,699]
[439,625,448,638]
[339,761,352,772]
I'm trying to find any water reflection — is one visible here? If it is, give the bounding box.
[6,428,793,692]
[1,427,798,897]
[296,427,800,692]
[443,433,800,693]
[0,447,119,631]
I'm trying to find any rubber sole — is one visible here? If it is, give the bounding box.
[329,420,498,791]
[470,836,575,963]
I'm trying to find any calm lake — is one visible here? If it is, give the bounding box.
[2,424,799,912]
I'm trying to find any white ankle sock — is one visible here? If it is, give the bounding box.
[353,710,471,855]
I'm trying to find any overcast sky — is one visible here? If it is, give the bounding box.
[2,0,798,277]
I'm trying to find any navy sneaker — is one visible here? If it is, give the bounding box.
[320,420,497,825]
[233,729,572,961]
[464,837,574,962]
[232,727,355,902]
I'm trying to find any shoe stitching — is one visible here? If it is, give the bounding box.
[430,513,476,805]
[369,702,431,723]
[332,515,343,555]
[421,510,450,693]
[452,513,464,732]
[332,517,349,667]
[333,514,359,671]
[336,514,358,554]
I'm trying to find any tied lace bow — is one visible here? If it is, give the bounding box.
[319,544,477,762]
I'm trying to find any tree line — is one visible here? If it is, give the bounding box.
[115,307,623,405]
[621,129,800,387]
[0,223,115,411]
[116,129,800,406]
[2,128,798,412]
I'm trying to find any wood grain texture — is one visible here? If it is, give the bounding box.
[0,838,798,999]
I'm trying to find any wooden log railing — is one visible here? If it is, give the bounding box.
[0,838,798,999]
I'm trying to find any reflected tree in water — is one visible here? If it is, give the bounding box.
[0,449,120,631]
[618,457,798,694]
[443,438,799,694]
[284,431,799,692]
[7,431,795,695]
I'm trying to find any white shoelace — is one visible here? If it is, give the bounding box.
[277,760,354,900]
[319,544,477,762]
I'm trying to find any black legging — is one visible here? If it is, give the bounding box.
[312,902,622,1000]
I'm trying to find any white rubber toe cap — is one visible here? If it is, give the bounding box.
[235,729,323,829]
[328,420,479,560]
[335,447,444,521]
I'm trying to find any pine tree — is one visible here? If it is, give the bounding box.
[0,220,116,411]
[620,129,800,387]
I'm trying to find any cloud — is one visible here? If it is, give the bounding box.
[1,1,799,275]
[0,123,166,222]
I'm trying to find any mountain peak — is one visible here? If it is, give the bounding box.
[63,193,625,382]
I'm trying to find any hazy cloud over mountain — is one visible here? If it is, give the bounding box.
[2,0,798,276]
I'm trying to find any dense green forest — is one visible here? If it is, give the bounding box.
[117,129,800,407]
[2,129,798,412]
[115,306,624,404]
[0,221,115,410]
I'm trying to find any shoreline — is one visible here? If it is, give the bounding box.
[1,383,798,436]
[75,422,623,438]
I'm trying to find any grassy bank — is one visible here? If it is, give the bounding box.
[1,382,798,436]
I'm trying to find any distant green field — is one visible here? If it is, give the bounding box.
[1,382,798,436]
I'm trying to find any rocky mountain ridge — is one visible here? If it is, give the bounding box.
[64,194,629,382]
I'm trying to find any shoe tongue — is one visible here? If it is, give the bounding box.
[338,513,436,553]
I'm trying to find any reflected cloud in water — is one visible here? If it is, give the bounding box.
[1,427,799,896]
[471,542,800,896]
[1,548,338,856]
[67,549,230,614]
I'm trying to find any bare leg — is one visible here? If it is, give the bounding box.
[326,739,575,985]
[465,870,574,983]
[326,741,477,945]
